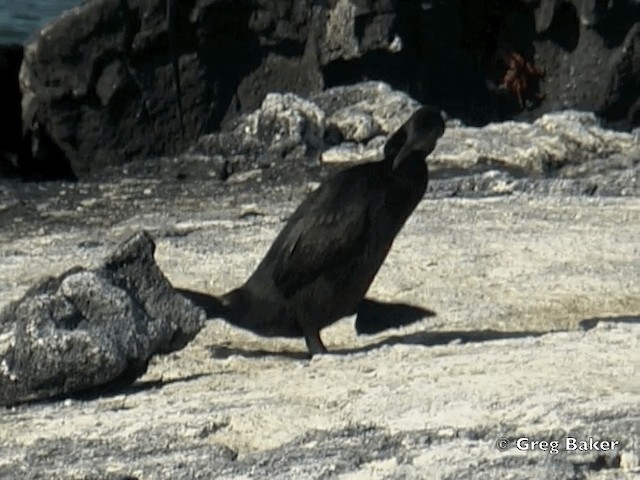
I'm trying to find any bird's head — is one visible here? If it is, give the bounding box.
[384,106,446,170]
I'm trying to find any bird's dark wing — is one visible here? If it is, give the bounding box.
[261,167,383,298]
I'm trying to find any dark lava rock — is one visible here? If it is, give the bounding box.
[532,0,640,128]
[0,231,205,406]
[16,0,640,180]
[18,0,399,178]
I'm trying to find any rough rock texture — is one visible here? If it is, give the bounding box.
[432,110,640,177]
[315,82,422,164]
[530,0,640,128]
[178,84,640,191]
[14,0,639,179]
[183,83,425,178]
[17,0,401,177]
[0,231,204,406]
[186,92,326,180]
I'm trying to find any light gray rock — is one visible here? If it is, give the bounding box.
[326,108,376,142]
[184,84,639,187]
[186,92,325,177]
[0,231,204,406]
[428,167,639,197]
[432,110,640,176]
[320,136,387,165]
[314,81,422,137]
[188,82,422,169]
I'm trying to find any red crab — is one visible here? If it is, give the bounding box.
[499,51,546,109]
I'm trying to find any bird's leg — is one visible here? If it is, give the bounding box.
[303,328,327,356]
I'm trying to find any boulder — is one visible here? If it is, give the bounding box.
[183,82,425,176]
[186,92,325,179]
[531,0,640,127]
[314,82,421,163]
[432,110,640,176]
[0,231,204,406]
[18,0,401,178]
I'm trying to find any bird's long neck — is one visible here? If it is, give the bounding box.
[392,151,429,190]
[386,151,429,227]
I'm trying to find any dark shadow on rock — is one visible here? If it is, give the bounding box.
[195,2,263,132]
[334,328,548,355]
[19,125,77,181]
[0,43,24,178]
[68,373,209,402]
[355,298,436,335]
[591,1,640,48]
[538,1,580,52]
[204,328,548,361]
[207,345,310,361]
[177,287,437,342]
[579,315,640,331]
[3,374,210,409]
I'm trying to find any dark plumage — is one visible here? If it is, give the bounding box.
[182,106,446,355]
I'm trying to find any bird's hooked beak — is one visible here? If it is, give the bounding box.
[391,109,447,171]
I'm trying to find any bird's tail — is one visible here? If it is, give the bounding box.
[175,287,228,319]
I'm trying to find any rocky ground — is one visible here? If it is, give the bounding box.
[1,138,639,478]
[1,88,639,477]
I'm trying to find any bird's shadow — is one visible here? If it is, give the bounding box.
[207,345,311,360]
[205,328,549,360]
[354,298,436,334]
[339,328,546,355]
[343,313,638,355]
[178,287,440,358]
[578,314,640,330]
[179,287,640,360]
[180,289,537,359]
[204,314,640,360]
[177,287,437,334]
[177,287,226,318]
